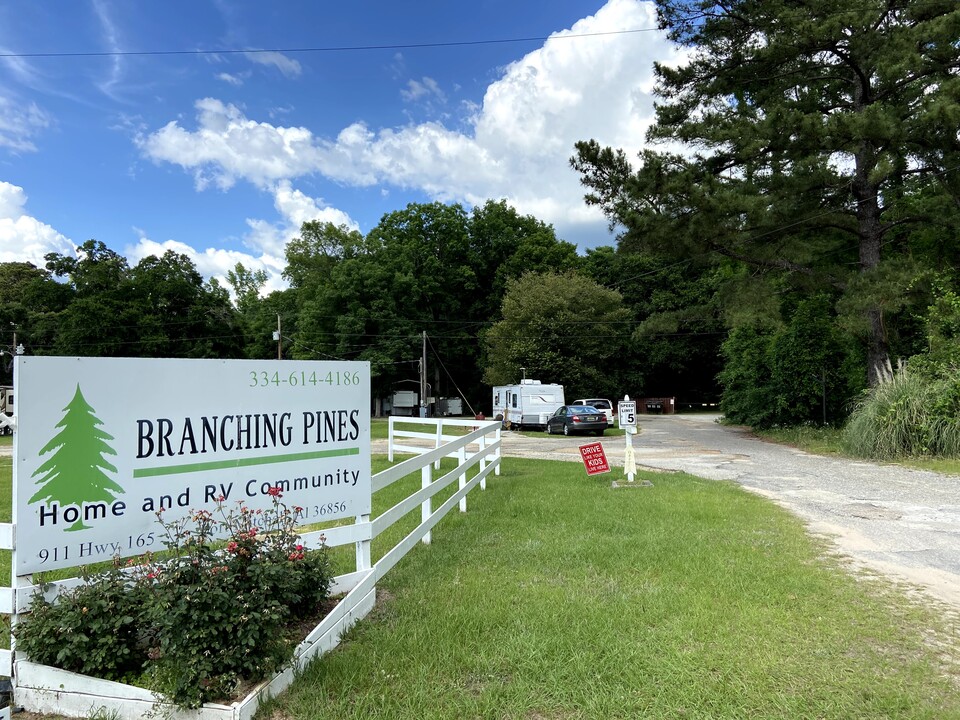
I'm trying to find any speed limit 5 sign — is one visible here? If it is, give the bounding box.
[618,401,637,430]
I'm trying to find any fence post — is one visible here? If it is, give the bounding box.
[478,431,487,491]
[434,419,443,470]
[421,464,432,545]
[388,417,394,463]
[458,446,468,513]
[355,514,371,572]
[495,425,501,476]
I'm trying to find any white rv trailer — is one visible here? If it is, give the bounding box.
[0,385,12,435]
[491,380,565,429]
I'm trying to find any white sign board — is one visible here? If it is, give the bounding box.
[618,401,637,430]
[14,356,371,573]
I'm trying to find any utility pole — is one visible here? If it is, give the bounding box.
[821,368,827,426]
[420,331,427,418]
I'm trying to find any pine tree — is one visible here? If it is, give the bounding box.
[30,384,123,532]
[573,0,960,387]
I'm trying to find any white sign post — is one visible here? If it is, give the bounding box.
[14,356,371,574]
[619,396,637,482]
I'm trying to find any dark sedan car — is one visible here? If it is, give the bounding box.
[545,405,608,436]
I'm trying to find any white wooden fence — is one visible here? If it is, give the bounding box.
[3,418,502,720]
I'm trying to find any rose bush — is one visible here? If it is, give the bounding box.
[14,489,333,708]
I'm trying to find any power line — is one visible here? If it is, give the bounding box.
[426,333,478,416]
[0,28,659,60]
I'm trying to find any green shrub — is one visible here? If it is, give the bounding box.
[14,491,333,709]
[719,325,776,427]
[843,370,960,459]
[721,297,863,428]
[143,491,332,707]
[769,295,861,426]
[14,563,150,682]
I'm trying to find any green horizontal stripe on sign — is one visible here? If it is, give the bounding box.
[133,447,361,478]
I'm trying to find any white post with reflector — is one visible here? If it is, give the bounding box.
[619,395,637,482]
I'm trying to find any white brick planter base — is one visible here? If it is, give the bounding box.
[15,580,376,720]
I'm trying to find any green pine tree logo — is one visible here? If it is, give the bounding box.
[29,384,124,532]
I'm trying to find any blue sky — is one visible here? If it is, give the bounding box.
[0,0,681,292]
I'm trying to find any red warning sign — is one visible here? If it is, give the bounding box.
[579,442,610,475]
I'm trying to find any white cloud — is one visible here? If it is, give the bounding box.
[139,0,679,245]
[126,181,358,294]
[216,72,247,86]
[92,0,125,101]
[244,180,358,259]
[125,234,283,294]
[0,94,50,152]
[0,44,51,92]
[245,51,302,78]
[0,182,75,265]
[139,98,325,190]
[401,77,445,104]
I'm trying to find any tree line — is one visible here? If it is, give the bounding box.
[2,0,957,430]
[0,200,723,414]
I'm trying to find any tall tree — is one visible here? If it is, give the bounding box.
[128,251,242,358]
[45,240,133,356]
[0,262,70,373]
[580,245,725,401]
[483,272,632,399]
[227,262,286,359]
[291,203,478,401]
[468,200,579,320]
[227,263,268,316]
[284,202,583,406]
[573,0,960,387]
[44,242,242,358]
[283,221,363,293]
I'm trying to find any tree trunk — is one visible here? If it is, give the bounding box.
[854,148,894,387]
[865,307,893,387]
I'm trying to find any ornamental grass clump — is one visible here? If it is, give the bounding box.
[843,367,960,459]
[14,489,333,709]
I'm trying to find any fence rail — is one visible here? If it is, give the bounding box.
[388,415,502,469]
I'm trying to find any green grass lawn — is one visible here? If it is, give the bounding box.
[261,458,960,720]
[3,450,960,719]
[0,456,9,606]
[371,418,390,440]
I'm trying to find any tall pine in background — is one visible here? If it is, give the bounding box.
[574,0,960,388]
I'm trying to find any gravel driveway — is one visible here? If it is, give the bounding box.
[497,413,960,611]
